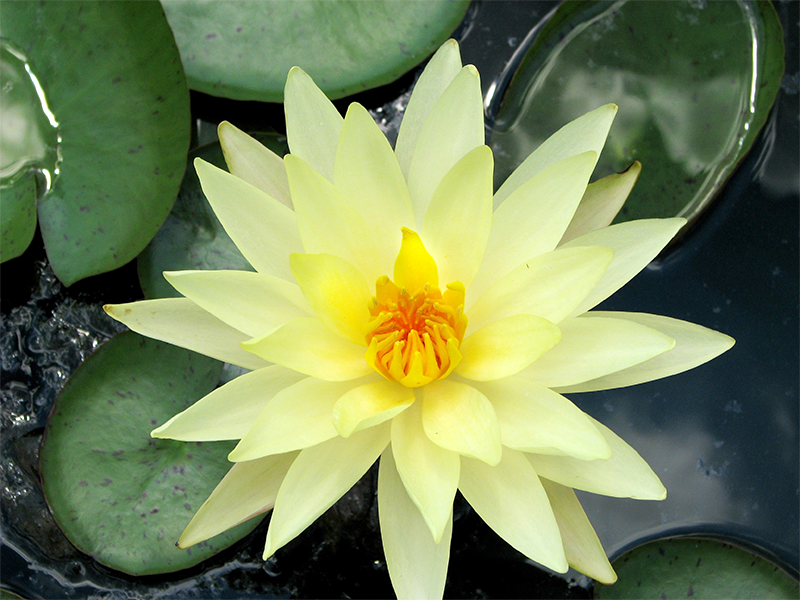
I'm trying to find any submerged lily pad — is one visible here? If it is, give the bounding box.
[40,332,262,575]
[137,133,288,299]
[595,537,799,599]
[491,0,784,225]
[0,1,190,285]
[161,0,471,102]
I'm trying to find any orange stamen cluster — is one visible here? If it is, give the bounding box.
[366,276,467,388]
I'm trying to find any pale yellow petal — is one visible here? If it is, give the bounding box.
[391,399,459,542]
[289,253,372,345]
[395,39,462,178]
[407,65,484,225]
[421,380,502,465]
[556,312,735,393]
[459,450,568,573]
[470,377,610,460]
[528,417,667,500]
[152,365,305,441]
[178,452,297,548]
[334,380,415,438]
[494,103,617,208]
[456,314,561,381]
[263,423,390,558]
[194,158,302,280]
[104,298,267,370]
[562,218,685,317]
[519,315,674,389]
[285,154,384,284]
[421,145,493,288]
[229,378,372,461]
[467,246,613,330]
[378,446,453,600]
[470,152,597,302]
[218,121,291,207]
[164,270,310,338]
[243,317,373,381]
[334,102,415,269]
[540,478,617,584]
[284,66,343,182]
[560,161,641,244]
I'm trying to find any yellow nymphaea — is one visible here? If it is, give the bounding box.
[105,39,734,600]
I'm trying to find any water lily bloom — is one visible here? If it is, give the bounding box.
[106,40,733,598]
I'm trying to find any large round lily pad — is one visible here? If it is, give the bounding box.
[0,1,191,285]
[161,0,471,102]
[595,537,799,599]
[491,0,784,225]
[137,133,288,299]
[40,332,262,575]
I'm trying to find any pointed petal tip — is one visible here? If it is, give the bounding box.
[282,153,301,169]
[343,101,370,120]
[217,120,235,135]
[287,65,307,78]
[332,419,354,439]
[442,38,459,50]
[227,446,247,463]
[485,447,503,467]
[103,303,129,322]
[262,534,277,560]
[599,569,619,585]
[408,495,449,544]
[553,555,570,574]
[639,477,667,501]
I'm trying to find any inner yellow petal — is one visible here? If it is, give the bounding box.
[393,228,439,295]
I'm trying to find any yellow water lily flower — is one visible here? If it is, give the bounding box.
[105,39,734,598]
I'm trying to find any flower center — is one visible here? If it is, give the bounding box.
[365,229,467,388]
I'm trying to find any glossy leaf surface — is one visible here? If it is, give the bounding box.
[39,332,261,575]
[161,0,471,102]
[0,1,190,284]
[492,0,784,226]
[596,537,799,599]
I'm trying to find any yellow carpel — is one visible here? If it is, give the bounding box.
[393,228,439,295]
[366,229,467,388]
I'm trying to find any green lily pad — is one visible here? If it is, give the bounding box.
[160,0,471,102]
[40,331,262,575]
[595,537,799,599]
[0,1,190,285]
[0,172,37,262]
[137,132,288,299]
[491,0,784,225]
[0,38,58,263]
